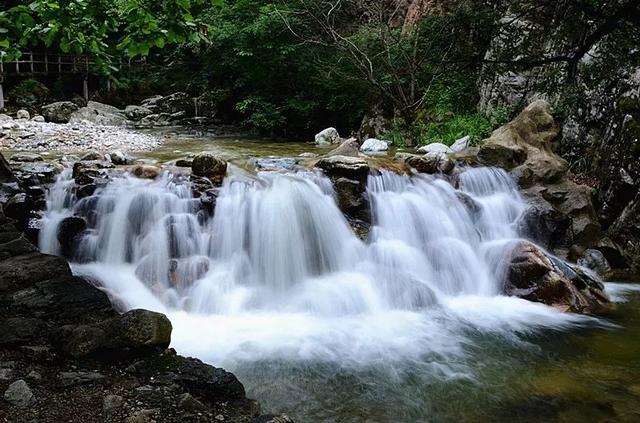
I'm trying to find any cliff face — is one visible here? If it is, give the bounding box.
[476,1,640,272]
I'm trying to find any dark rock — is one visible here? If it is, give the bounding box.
[10,153,43,163]
[504,241,611,313]
[4,193,32,227]
[1,152,16,182]
[175,158,193,168]
[42,101,80,123]
[81,151,104,161]
[192,153,227,183]
[334,177,367,219]
[3,379,36,407]
[0,317,47,345]
[58,371,106,387]
[57,216,87,258]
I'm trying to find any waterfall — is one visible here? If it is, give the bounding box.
[40,166,591,367]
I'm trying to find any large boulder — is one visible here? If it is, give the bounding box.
[315,155,369,182]
[41,101,80,123]
[124,105,153,121]
[360,138,389,152]
[141,92,194,116]
[327,138,360,157]
[69,101,128,126]
[478,100,567,183]
[316,155,370,219]
[314,127,341,145]
[504,241,611,313]
[191,154,227,183]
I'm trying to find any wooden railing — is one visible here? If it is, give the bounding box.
[0,52,92,76]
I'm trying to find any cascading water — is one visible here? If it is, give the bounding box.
[40,166,596,373]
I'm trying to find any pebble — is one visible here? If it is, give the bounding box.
[0,119,162,153]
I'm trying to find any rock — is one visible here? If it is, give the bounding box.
[103,394,124,416]
[360,138,389,152]
[192,154,227,183]
[81,150,105,161]
[254,157,297,171]
[57,309,172,358]
[3,379,35,407]
[504,241,611,313]
[139,113,172,127]
[334,177,367,216]
[69,101,128,126]
[124,105,153,121]
[358,106,391,140]
[254,415,295,423]
[450,135,471,152]
[178,392,207,411]
[315,155,369,182]
[16,110,30,120]
[58,371,105,387]
[142,92,194,116]
[57,216,87,258]
[109,150,129,165]
[417,142,453,154]
[31,115,45,123]
[155,356,245,403]
[1,152,15,182]
[4,193,32,227]
[0,368,13,381]
[10,153,42,163]
[175,158,193,168]
[327,138,360,157]
[479,100,567,182]
[131,165,161,180]
[298,152,318,158]
[314,127,341,145]
[578,249,612,277]
[125,409,157,423]
[0,317,46,345]
[424,151,455,173]
[26,371,41,381]
[42,101,80,123]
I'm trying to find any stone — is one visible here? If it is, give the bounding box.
[0,317,46,345]
[0,368,13,381]
[81,150,105,161]
[69,101,128,126]
[109,150,129,165]
[125,409,157,423]
[360,138,389,152]
[139,113,172,127]
[175,158,193,168]
[192,153,227,183]
[417,142,453,154]
[124,105,153,121]
[314,127,341,145]
[3,379,35,407]
[450,135,471,152]
[424,152,454,174]
[142,92,194,116]
[16,110,30,120]
[1,152,15,182]
[253,157,297,171]
[57,216,87,258]
[103,394,124,416]
[504,241,611,313]
[178,392,207,411]
[131,165,161,180]
[31,115,45,123]
[41,101,80,123]
[327,138,360,157]
[315,155,369,182]
[26,371,41,381]
[578,249,612,277]
[58,371,105,387]
[10,153,42,163]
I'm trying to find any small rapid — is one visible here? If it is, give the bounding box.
[39,166,598,370]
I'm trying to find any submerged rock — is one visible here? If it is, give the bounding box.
[504,241,611,313]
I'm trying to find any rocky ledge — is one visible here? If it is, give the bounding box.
[0,198,285,421]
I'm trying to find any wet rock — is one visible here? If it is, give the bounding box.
[16,110,30,120]
[155,356,245,403]
[10,153,43,163]
[57,216,87,258]
[360,138,389,152]
[131,165,161,180]
[314,127,341,145]
[175,158,194,168]
[42,101,80,123]
[424,151,454,174]
[334,177,367,218]
[4,193,32,227]
[109,150,129,165]
[504,241,611,313]
[327,138,360,157]
[81,150,105,161]
[3,379,35,407]
[417,142,453,154]
[578,249,612,277]
[315,155,369,182]
[192,153,227,183]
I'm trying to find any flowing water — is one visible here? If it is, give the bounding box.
[39,162,640,422]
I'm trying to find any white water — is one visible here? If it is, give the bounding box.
[40,166,598,371]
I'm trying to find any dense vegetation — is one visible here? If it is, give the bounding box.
[2,0,638,144]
